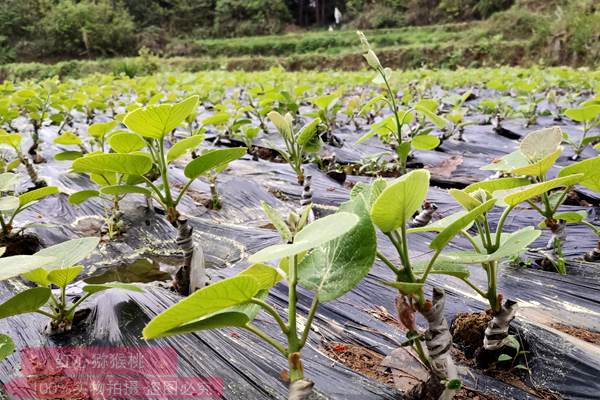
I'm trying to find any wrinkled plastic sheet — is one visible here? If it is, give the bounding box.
[0,109,599,400]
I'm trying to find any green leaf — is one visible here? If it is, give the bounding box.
[381,280,424,295]
[498,354,513,362]
[162,311,251,336]
[539,210,587,227]
[267,111,292,139]
[412,259,470,279]
[481,150,529,172]
[184,147,246,179]
[82,282,144,294]
[124,96,199,140]
[167,134,205,163]
[349,179,387,210]
[564,106,600,123]
[558,156,600,192]
[411,135,440,150]
[430,199,496,252]
[519,126,563,162]
[35,237,99,271]
[108,132,146,153]
[88,121,117,138]
[297,193,377,302]
[511,148,562,177]
[465,177,530,194]
[239,263,281,290]
[260,202,292,243]
[440,227,541,264]
[68,190,100,205]
[248,212,359,263]
[0,196,19,213]
[0,287,51,319]
[0,334,14,361]
[371,169,430,233]
[0,173,18,192]
[47,265,84,288]
[143,275,260,339]
[502,174,583,207]
[297,118,321,146]
[54,132,83,146]
[72,153,153,176]
[0,133,21,149]
[415,104,447,129]
[19,186,59,207]
[407,210,470,233]
[55,151,84,161]
[99,185,151,197]
[0,255,56,280]
[449,189,482,211]
[201,112,230,126]
[22,268,50,286]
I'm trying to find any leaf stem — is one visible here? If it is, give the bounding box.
[244,324,287,355]
[249,297,288,334]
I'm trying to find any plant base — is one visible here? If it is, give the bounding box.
[0,234,42,256]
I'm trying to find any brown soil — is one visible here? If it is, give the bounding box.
[0,233,42,256]
[321,341,499,399]
[451,312,492,358]
[551,323,600,346]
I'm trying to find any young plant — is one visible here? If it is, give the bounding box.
[0,172,58,242]
[562,103,600,159]
[441,91,474,141]
[307,92,342,145]
[356,31,447,175]
[481,127,586,273]
[121,95,246,294]
[352,170,495,398]
[143,205,375,399]
[0,130,47,187]
[11,86,52,163]
[266,111,321,211]
[513,80,541,127]
[0,237,142,334]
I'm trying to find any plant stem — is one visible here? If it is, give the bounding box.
[299,294,319,348]
[495,205,514,248]
[487,261,499,312]
[249,298,288,334]
[287,254,303,381]
[376,251,401,275]
[244,324,287,355]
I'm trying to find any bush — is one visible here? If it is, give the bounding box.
[38,0,136,57]
[214,0,290,37]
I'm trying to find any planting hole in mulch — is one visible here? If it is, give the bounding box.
[0,233,42,256]
[551,323,600,346]
[451,312,492,359]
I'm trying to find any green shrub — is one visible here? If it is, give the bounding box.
[214,0,290,37]
[38,0,136,57]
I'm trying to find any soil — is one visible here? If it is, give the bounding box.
[451,312,492,358]
[0,234,42,256]
[321,341,500,399]
[551,323,600,346]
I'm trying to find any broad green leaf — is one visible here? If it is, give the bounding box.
[539,210,587,227]
[47,265,84,288]
[161,311,250,336]
[249,212,359,263]
[0,173,18,192]
[481,150,529,172]
[502,174,583,206]
[124,96,199,140]
[267,111,292,139]
[564,106,600,123]
[0,334,14,361]
[260,201,292,243]
[100,185,151,196]
[0,196,19,213]
[411,135,440,150]
[439,227,540,264]
[82,282,144,294]
[108,132,146,153]
[465,177,530,194]
[371,169,430,233]
[449,189,481,211]
[511,147,562,177]
[558,156,600,192]
[35,237,99,271]
[88,121,117,138]
[167,134,205,163]
[72,153,152,176]
[184,147,246,179]
[0,255,55,280]
[22,268,50,286]
[349,179,387,210]
[55,151,84,161]
[201,112,230,126]
[143,275,260,339]
[519,126,562,162]
[19,186,59,207]
[68,190,100,205]
[407,210,470,233]
[0,133,21,148]
[430,199,496,252]
[415,104,447,129]
[0,287,51,319]
[297,118,321,146]
[381,280,424,295]
[54,132,82,146]
[297,194,377,302]
[239,263,281,290]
